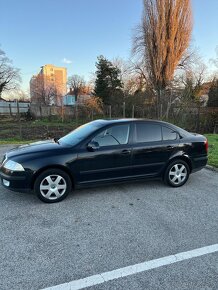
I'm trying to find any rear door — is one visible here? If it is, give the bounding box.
[131,122,179,177]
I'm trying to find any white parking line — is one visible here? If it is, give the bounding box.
[42,243,218,290]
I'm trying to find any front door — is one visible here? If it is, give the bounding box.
[76,123,132,185]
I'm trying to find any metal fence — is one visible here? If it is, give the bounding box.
[0,101,29,115]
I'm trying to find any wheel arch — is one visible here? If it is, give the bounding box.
[164,154,192,174]
[31,165,75,190]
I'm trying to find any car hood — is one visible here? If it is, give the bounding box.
[6,140,65,159]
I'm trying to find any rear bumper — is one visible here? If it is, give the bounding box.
[191,156,208,173]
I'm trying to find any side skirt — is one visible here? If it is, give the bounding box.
[75,173,161,189]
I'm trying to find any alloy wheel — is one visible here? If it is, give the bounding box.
[169,163,187,186]
[40,175,67,200]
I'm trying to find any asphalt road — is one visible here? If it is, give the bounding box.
[0,145,218,290]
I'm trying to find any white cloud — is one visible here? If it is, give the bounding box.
[62,57,72,64]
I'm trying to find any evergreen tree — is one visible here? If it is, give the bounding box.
[208,79,218,107]
[94,55,123,104]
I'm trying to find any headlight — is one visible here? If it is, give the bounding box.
[3,160,25,172]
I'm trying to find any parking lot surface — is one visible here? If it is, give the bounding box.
[0,145,218,290]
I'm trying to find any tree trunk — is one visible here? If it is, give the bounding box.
[156,89,162,119]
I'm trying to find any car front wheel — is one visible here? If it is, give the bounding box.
[34,169,72,203]
[164,160,190,187]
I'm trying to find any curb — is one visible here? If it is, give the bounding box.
[206,165,218,172]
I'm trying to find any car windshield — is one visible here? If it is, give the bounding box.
[59,121,103,146]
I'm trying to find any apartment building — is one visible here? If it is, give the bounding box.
[30,64,67,105]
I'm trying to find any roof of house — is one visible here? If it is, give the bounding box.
[66,88,75,96]
[200,82,212,95]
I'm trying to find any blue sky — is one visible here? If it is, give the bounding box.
[0,0,218,91]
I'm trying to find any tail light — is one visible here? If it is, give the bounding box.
[204,139,208,153]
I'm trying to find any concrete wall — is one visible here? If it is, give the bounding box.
[30,104,75,118]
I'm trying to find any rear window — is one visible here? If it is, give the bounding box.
[135,123,162,143]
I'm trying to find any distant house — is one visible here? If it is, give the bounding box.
[77,94,91,104]
[63,88,91,106]
[63,88,76,106]
[199,82,212,106]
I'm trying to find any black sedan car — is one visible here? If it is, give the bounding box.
[0,119,208,203]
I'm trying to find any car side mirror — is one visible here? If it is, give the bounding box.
[87,141,100,151]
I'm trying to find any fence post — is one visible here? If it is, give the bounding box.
[75,104,78,125]
[123,102,125,118]
[19,124,22,139]
[17,101,20,121]
[39,105,42,117]
[9,103,12,116]
[160,104,163,120]
[61,106,64,123]
[132,105,135,118]
[109,105,111,119]
[47,125,49,139]
[196,106,200,132]
[49,106,52,121]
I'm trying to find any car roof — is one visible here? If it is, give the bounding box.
[92,118,170,125]
[90,119,190,137]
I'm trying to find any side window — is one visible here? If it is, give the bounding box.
[135,123,162,143]
[92,124,130,147]
[162,126,178,141]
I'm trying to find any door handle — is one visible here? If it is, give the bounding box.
[166,145,173,150]
[121,149,131,155]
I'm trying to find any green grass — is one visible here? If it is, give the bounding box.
[0,138,38,145]
[205,134,218,168]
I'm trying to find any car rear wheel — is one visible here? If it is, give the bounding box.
[34,169,72,203]
[164,160,190,187]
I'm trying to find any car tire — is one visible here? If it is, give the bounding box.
[34,168,72,203]
[164,160,190,187]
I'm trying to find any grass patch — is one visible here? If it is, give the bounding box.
[205,134,218,168]
[0,139,38,145]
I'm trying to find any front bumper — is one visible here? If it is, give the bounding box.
[0,169,32,193]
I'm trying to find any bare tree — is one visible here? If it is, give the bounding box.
[210,46,218,77]
[0,49,21,97]
[180,64,207,104]
[30,74,57,105]
[67,74,85,101]
[8,89,30,102]
[212,46,218,68]
[133,0,192,118]
[112,57,130,82]
[112,57,150,98]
